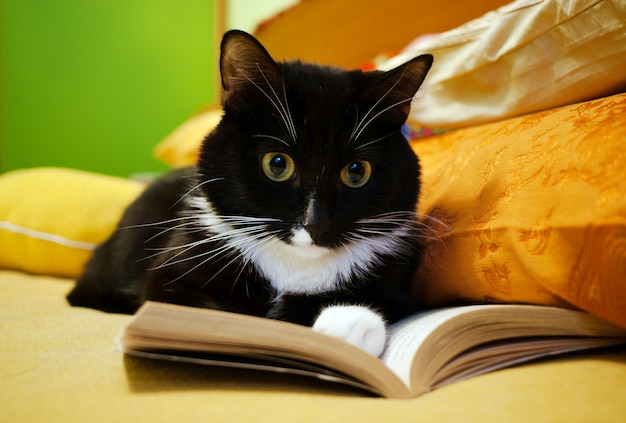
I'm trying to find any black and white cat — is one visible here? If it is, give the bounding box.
[67,30,433,357]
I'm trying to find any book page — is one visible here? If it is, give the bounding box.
[431,337,626,388]
[381,307,468,388]
[381,304,626,393]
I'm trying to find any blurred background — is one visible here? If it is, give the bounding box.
[0,0,296,178]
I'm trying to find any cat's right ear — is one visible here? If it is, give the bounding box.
[219,30,282,103]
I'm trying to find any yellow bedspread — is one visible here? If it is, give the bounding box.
[2,270,626,422]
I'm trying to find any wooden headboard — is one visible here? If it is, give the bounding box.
[254,0,509,68]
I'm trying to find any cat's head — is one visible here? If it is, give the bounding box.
[196,30,432,263]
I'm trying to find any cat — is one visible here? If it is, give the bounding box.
[67,30,433,357]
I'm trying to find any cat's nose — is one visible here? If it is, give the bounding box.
[304,218,330,242]
[303,198,331,243]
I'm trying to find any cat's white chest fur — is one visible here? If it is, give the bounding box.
[312,305,387,357]
[253,228,357,294]
[241,225,410,296]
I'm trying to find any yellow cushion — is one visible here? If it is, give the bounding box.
[411,92,626,328]
[154,106,223,167]
[0,168,145,278]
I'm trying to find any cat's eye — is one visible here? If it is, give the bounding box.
[341,160,372,188]
[261,153,296,182]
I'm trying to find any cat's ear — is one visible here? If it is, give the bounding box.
[362,54,433,125]
[219,30,282,103]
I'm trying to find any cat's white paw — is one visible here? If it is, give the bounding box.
[312,305,386,357]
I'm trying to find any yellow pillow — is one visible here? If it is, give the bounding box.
[155,106,223,167]
[411,92,626,328]
[0,168,145,278]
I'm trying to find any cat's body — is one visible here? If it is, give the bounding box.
[68,31,433,356]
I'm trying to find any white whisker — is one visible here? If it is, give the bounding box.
[353,96,413,143]
[169,177,224,210]
[252,134,291,148]
[349,100,360,145]
[139,208,279,267]
[417,213,450,233]
[354,132,397,151]
[281,77,297,141]
[146,234,221,267]
[158,229,270,286]
[231,254,253,298]
[256,64,296,141]
[228,61,296,143]
[199,229,279,290]
[155,226,268,271]
[350,67,410,143]
[161,242,232,273]
[354,210,448,258]
[119,216,197,231]
[143,220,199,244]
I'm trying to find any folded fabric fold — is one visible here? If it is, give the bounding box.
[381,0,626,128]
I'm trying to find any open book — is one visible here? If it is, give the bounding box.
[119,301,626,399]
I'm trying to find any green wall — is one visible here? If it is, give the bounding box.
[1,0,218,178]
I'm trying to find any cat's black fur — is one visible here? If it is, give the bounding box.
[67,30,433,328]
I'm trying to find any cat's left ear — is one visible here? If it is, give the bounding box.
[363,54,433,125]
[219,30,282,103]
